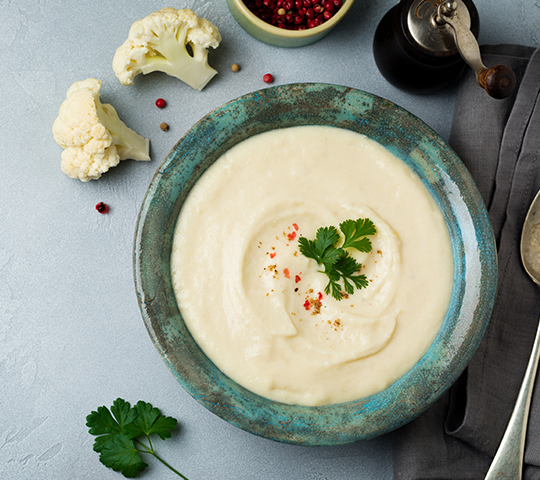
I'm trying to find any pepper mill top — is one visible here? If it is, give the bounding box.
[406,0,472,54]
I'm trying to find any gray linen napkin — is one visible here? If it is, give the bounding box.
[393,44,540,480]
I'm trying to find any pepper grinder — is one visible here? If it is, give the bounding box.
[373,0,516,99]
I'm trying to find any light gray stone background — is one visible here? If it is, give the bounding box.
[1,1,538,479]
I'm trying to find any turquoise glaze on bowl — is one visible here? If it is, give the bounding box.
[134,83,497,446]
[226,0,355,47]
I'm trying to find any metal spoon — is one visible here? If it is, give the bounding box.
[485,188,540,479]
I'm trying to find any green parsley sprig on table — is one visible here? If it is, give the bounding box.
[298,218,377,300]
[86,398,188,479]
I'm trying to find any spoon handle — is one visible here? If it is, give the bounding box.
[485,316,540,479]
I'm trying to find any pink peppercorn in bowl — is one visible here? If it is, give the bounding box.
[227,0,355,47]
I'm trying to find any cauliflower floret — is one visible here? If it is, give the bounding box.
[60,146,120,183]
[112,8,221,90]
[52,78,150,182]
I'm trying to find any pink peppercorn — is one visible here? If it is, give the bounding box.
[95,202,109,214]
[263,73,274,83]
[155,98,166,108]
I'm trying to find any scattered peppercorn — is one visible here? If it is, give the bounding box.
[155,98,167,108]
[230,63,240,72]
[245,0,342,30]
[95,202,109,214]
[263,73,274,83]
[160,122,169,131]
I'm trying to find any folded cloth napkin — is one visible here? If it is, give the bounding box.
[393,43,540,480]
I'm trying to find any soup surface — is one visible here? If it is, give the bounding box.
[171,126,453,406]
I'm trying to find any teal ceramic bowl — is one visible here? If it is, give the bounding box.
[226,0,355,47]
[134,83,497,446]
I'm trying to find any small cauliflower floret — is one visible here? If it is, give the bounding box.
[113,8,221,91]
[52,78,150,182]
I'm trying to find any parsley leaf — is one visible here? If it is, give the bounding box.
[298,226,341,267]
[124,401,178,440]
[340,218,377,252]
[86,398,187,479]
[324,267,344,300]
[100,434,148,478]
[333,252,369,294]
[299,218,376,300]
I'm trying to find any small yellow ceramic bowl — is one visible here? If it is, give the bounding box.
[227,0,355,47]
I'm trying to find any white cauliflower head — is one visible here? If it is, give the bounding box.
[52,78,150,182]
[112,8,221,90]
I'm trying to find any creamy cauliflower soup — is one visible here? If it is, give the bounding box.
[171,126,453,406]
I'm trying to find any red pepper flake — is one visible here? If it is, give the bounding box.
[283,268,290,279]
[95,202,109,214]
[318,292,323,301]
[292,223,299,231]
[295,275,301,283]
[270,252,276,259]
[287,231,296,241]
[303,299,311,310]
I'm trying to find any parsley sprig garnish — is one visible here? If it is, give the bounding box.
[298,218,377,300]
[86,398,187,479]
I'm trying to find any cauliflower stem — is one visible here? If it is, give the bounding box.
[138,26,217,91]
[99,102,149,161]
